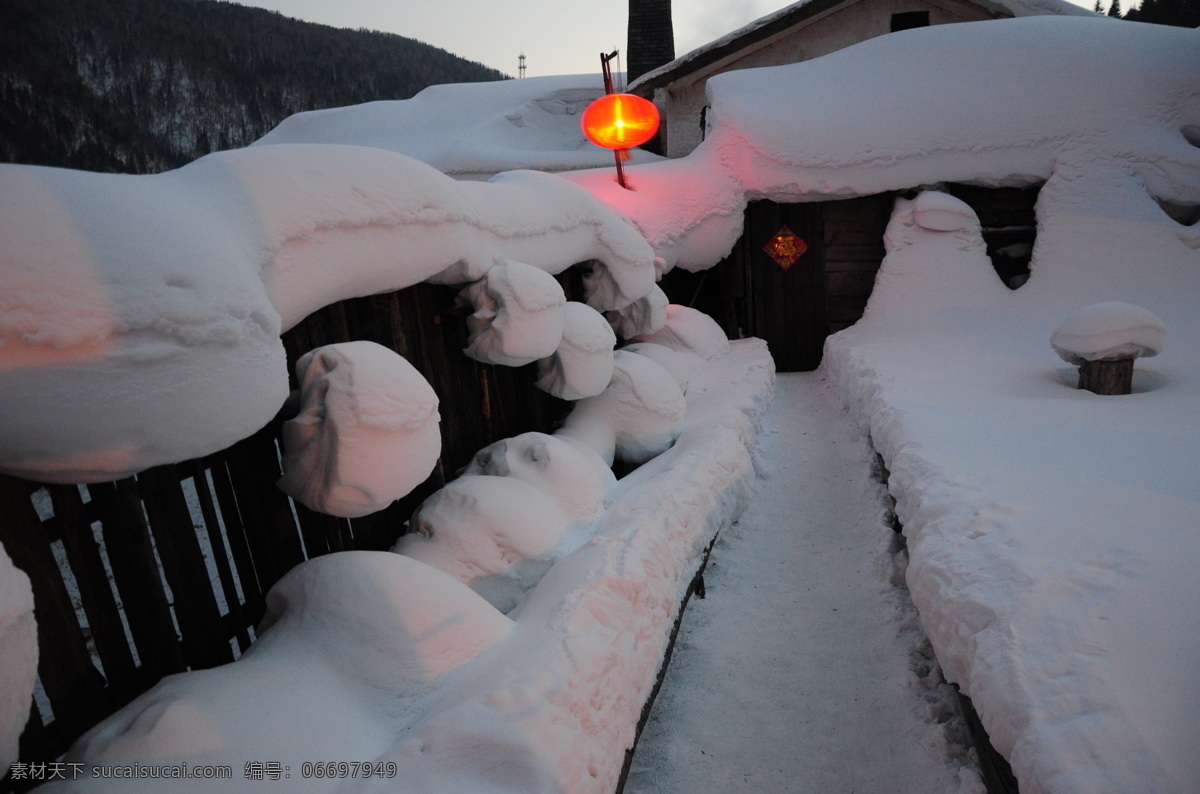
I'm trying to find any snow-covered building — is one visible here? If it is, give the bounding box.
[629,0,1095,159]
[624,0,1095,371]
[2,10,1198,794]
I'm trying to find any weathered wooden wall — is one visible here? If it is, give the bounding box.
[0,280,574,786]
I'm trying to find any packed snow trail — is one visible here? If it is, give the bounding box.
[625,372,983,794]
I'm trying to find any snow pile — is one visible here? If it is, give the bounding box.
[535,302,618,400]
[559,351,687,466]
[822,186,1200,792]
[619,342,701,393]
[253,74,666,179]
[566,17,1199,791]
[628,0,1091,99]
[608,284,669,340]
[50,552,512,793]
[461,260,566,367]
[0,144,656,483]
[277,342,441,518]
[911,190,980,232]
[462,432,611,524]
[395,475,577,614]
[566,17,1200,274]
[0,541,36,772]
[632,304,732,362]
[1050,301,1167,364]
[45,328,775,793]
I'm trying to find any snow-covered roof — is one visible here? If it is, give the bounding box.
[629,0,1095,95]
[3,12,1199,794]
[254,74,664,179]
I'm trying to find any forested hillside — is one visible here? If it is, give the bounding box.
[0,0,509,174]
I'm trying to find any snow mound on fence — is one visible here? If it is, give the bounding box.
[43,336,775,793]
[52,553,512,792]
[0,540,36,772]
[277,341,442,518]
[0,145,656,483]
[461,261,567,367]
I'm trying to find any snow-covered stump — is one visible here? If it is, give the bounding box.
[1050,302,1166,396]
[1077,357,1136,396]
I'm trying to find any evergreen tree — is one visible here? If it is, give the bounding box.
[1124,0,1200,25]
[0,0,510,174]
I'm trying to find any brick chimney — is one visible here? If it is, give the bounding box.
[627,0,675,83]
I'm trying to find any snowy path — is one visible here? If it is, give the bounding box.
[624,372,981,794]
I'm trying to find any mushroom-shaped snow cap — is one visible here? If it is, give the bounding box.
[621,342,701,393]
[608,285,669,340]
[463,432,607,523]
[633,304,730,362]
[558,350,686,466]
[912,191,979,232]
[1050,301,1166,365]
[394,476,573,613]
[278,341,441,518]
[259,551,512,685]
[535,302,617,400]
[460,260,566,367]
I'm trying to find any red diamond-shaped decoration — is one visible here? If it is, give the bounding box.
[763,225,808,270]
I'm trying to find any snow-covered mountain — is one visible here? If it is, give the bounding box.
[0,0,508,174]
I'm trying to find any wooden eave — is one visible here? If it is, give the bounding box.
[630,0,1013,97]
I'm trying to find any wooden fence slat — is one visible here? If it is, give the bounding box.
[204,458,266,627]
[183,461,252,652]
[87,481,187,683]
[135,467,233,670]
[294,504,332,558]
[223,425,305,591]
[47,485,140,702]
[326,301,351,342]
[0,477,108,746]
[371,292,412,358]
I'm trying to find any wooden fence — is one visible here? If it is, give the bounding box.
[0,279,577,785]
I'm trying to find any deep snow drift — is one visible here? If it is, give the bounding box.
[572,16,1198,793]
[2,12,1198,794]
[253,74,666,180]
[0,146,656,483]
[565,16,1200,273]
[38,333,774,793]
[823,189,1200,793]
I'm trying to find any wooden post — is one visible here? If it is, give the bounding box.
[1078,357,1135,395]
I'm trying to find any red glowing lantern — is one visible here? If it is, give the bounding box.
[581,93,660,150]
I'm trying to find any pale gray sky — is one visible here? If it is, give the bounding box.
[236,0,1096,79]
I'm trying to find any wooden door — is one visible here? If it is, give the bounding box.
[743,200,827,372]
[738,195,890,372]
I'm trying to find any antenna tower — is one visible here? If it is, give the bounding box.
[519,50,526,78]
